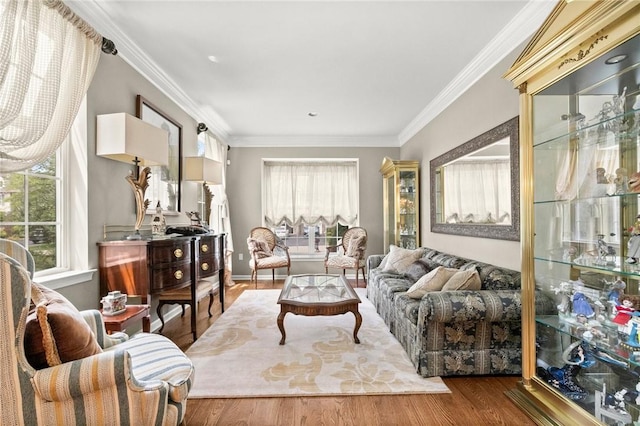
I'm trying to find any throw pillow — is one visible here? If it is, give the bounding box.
[25,283,103,369]
[346,235,366,258]
[404,258,440,283]
[442,268,482,291]
[406,266,458,299]
[247,237,273,258]
[382,245,424,274]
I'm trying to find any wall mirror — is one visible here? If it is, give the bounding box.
[136,95,182,215]
[430,116,519,241]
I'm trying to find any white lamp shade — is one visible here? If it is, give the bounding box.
[183,156,223,184]
[96,113,169,166]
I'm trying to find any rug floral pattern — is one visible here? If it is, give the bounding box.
[186,289,450,398]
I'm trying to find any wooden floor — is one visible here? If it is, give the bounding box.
[160,279,535,426]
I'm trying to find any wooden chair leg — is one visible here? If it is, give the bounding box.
[207,292,214,317]
[355,269,359,287]
[272,269,275,286]
[156,303,166,333]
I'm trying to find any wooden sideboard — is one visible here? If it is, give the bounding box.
[97,233,225,322]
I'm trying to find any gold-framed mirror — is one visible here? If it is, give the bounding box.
[430,116,519,241]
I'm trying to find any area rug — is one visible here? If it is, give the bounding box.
[186,288,450,398]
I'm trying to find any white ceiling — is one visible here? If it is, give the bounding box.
[68,1,556,147]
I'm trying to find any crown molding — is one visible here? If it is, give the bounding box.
[68,1,230,142]
[398,0,556,146]
[229,135,399,148]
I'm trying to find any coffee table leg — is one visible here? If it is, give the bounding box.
[277,311,287,345]
[352,309,362,344]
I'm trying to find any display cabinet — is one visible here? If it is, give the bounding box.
[505,1,640,424]
[380,157,420,253]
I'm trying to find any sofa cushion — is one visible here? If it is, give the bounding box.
[382,245,425,274]
[25,283,103,369]
[442,268,481,291]
[404,258,440,283]
[406,266,458,298]
[430,253,468,269]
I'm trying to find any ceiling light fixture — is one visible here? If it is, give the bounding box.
[605,54,628,64]
[207,55,219,63]
[308,112,318,117]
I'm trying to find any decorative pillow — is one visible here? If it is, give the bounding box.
[382,245,424,274]
[406,266,458,299]
[25,283,103,369]
[247,237,273,258]
[442,268,482,291]
[404,258,440,283]
[346,235,366,258]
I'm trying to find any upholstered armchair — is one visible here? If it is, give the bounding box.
[324,227,368,287]
[247,226,291,287]
[0,253,194,425]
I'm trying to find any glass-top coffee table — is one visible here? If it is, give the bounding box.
[277,274,362,345]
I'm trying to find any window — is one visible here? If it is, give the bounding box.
[262,159,359,257]
[0,98,89,282]
[0,153,60,271]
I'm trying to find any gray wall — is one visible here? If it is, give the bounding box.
[227,146,399,278]
[400,46,523,271]
[64,54,201,310]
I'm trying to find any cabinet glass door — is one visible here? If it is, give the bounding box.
[533,33,640,421]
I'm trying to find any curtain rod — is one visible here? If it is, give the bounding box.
[44,0,118,55]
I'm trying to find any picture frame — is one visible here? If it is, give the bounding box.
[136,95,182,215]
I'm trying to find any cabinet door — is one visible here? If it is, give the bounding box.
[532,32,640,422]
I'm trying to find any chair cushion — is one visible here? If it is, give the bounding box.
[346,235,366,258]
[406,266,458,299]
[247,237,272,258]
[326,254,360,269]
[251,255,289,269]
[25,283,103,369]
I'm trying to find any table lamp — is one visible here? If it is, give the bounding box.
[97,113,169,239]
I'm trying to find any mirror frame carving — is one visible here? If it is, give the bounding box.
[430,116,520,241]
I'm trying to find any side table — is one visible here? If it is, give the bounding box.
[101,305,150,334]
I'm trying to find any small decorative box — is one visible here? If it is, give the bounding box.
[101,291,127,316]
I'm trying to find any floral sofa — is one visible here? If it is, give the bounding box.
[367,246,554,377]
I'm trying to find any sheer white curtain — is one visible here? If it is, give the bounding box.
[0,0,102,173]
[444,160,511,223]
[203,133,234,286]
[263,160,358,227]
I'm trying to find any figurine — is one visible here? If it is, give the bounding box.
[596,234,616,265]
[571,280,595,319]
[606,279,626,306]
[612,295,640,330]
[628,214,640,264]
[613,167,628,195]
[151,201,166,235]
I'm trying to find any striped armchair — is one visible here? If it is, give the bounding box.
[0,253,194,425]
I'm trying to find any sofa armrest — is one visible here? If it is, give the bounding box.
[31,349,165,402]
[367,254,384,271]
[80,309,129,349]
